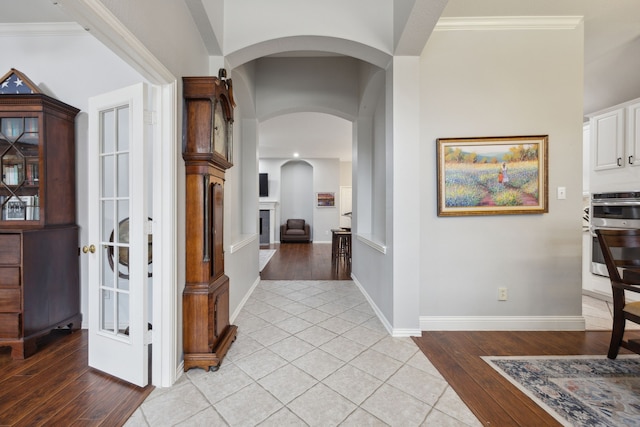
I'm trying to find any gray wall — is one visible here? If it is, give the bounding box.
[281,161,314,233]
[419,19,584,328]
[259,158,345,243]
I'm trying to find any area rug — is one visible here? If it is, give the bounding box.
[259,249,276,272]
[483,355,640,426]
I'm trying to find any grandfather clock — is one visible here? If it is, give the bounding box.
[182,70,237,372]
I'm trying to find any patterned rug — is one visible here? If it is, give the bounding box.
[483,355,640,426]
[259,249,276,272]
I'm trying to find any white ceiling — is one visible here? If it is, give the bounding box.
[259,112,352,162]
[2,0,640,163]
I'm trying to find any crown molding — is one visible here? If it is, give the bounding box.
[436,16,583,32]
[0,22,86,36]
[53,0,175,84]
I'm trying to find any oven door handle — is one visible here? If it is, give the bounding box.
[592,200,640,206]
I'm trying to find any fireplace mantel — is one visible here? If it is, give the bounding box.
[259,201,278,244]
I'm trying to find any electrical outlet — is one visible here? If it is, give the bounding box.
[498,287,508,301]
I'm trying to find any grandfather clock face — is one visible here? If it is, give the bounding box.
[213,100,227,159]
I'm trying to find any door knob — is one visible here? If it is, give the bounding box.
[82,244,96,254]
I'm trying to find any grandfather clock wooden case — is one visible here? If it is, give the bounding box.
[182,74,237,372]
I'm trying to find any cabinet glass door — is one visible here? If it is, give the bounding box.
[0,116,39,221]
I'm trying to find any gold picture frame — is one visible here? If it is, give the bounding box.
[436,135,548,216]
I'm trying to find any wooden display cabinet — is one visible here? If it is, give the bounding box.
[182,72,237,372]
[0,69,82,358]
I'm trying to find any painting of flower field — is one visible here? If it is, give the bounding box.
[436,135,548,216]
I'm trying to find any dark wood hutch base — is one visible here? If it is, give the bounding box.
[0,227,82,359]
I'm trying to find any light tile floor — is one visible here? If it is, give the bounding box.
[582,294,640,330]
[125,287,623,426]
[125,280,481,426]
[583,294,614,330]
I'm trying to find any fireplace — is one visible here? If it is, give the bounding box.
[259,201,278,244]
[259,210,270,244]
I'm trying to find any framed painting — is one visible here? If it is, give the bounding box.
[436,135,548,216]
[316,192,335,207]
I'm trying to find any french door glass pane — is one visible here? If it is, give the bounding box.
[117,153,129,197]
[102,155,114,197]
[101,110,115,153]
[100,106,130,337]
[101,289,114,332]
[117,106,129,151]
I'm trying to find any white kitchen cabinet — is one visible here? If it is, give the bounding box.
[589,99,640,192]
[591,108,625,171]
[627,101,640,167]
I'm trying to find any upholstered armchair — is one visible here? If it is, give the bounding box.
[280,219,311,243]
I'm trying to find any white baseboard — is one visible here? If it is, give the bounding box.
[176,360,184,384]
[351,275,392,334]
[230,276,261,323]
[351,275,421,337]
[391,328,423,337]
[420,315,586,331]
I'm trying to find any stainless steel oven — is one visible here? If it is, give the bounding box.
[590,191,640,276]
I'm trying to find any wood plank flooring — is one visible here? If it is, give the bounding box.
[413,330,640,426]
[260,242,351,280]
[0,329,153,426]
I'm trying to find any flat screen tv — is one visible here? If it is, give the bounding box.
[259,173,268,197]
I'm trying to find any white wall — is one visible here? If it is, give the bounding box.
[100,0,209,78]
[225,0,393,61]
[419,20,585,329]
[281,161,314,232]
[0,31,143,109]
[259,158,343,243]
[351,69,394,328]
[224,103,261,318]
[255,57,360,120]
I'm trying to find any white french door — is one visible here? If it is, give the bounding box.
[87,83,152,387]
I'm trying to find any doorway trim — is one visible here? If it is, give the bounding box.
[56,0,178,387]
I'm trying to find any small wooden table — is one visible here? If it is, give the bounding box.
[331,229,352,261]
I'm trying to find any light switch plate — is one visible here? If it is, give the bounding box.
[557,187,566,200]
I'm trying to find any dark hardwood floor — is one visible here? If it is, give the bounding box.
[260,242,352,280]
[0,329,153,426]
[414,330,640,426]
